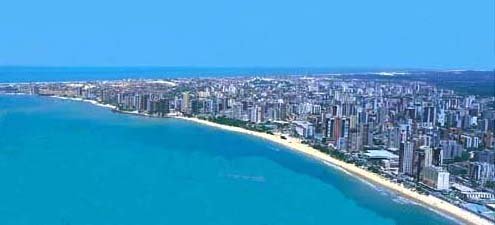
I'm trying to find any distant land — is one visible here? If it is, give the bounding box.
[1,66,493,96]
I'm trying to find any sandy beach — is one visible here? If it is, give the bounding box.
[175,116,493,225]
[50,96,117,109]
[46,95,493,225]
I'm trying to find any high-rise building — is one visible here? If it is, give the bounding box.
[432,147,443,166]
[191,99,201,114]
[249,105,263,123]
[327,117,342,141]
[474,150,495,164]
[421,146,433,168]
[440,140,464,161]
[386,126,400,149]
[293,121,315,139]
[348,129,361,152]
[399,141,414,175]
[422,166,450,190]
[413,148,425,181]
[155,99,170,116]
[181,92,190,114]
[469,162,495,184]
[361,123,373,147]
[399,123,411,143]
[423,105,436,127]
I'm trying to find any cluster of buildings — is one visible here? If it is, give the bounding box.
[4,75,495,219]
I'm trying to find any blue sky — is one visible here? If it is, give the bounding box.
[0,0,493,69]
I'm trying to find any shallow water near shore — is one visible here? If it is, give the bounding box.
[0,95,458,225]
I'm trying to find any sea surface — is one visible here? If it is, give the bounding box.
[0,95,458,225]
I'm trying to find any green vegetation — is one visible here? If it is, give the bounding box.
[368,166,380,174]
[346,71,495,97]
[311,144,349,161]
[485,181,495,189]
[453,151,471,162]
[450,168,467,176]
[203,116,353,163]
[204,116,274,134]
[312,144,329,154]
[328,149,347,161]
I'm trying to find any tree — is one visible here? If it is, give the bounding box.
[485,181,495,189]
[453,151,470,162]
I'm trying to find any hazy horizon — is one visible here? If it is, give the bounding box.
[0,65,492,72]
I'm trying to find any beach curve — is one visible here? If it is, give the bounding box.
[174,116,494,225]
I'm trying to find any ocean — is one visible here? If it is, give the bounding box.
[0,95,457,225]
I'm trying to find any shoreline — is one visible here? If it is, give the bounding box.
[174,116,493,225]
[46,95,493,225]
[49,96,117,110]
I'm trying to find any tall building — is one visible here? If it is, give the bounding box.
[423,105,436,127]
[327,117,341,140]
[348,129,362,152]
[293,121,315,139]
[191,99,201,114]
[360,123,373,147]
[469,162,495,184]
[421,146,433,168]
[474,150,495,164]
[155,99,170,116]
[181,92,190,114]
[399,123,411,142]
[413,148,425,181]
[399,141,414,175]
[137,94,149,112]
[249,105,263,123]
[440,140,464,161]
[432,147,443,166]
[386,126,400,149]
[422,166,450,190]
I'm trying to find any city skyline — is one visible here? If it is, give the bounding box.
[1,69,494,224]
[1,1,494,224]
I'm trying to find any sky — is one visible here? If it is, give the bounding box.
[0,0,493,69]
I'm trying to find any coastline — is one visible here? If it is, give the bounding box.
[49,96,117,110]
[174,116,493,225]
[46,95,493,225]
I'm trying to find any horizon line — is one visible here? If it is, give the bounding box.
[0,65,492,72]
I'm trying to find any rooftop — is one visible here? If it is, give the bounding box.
[364,150,399,160]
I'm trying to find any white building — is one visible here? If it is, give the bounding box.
[420,146,433,168]
[469,162,495,184]
[451,183,495,201]
[293,121,315,138]
[399,141,414,175]
[422,166,450,190]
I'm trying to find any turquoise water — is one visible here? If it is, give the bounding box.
[0,95,457,225]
